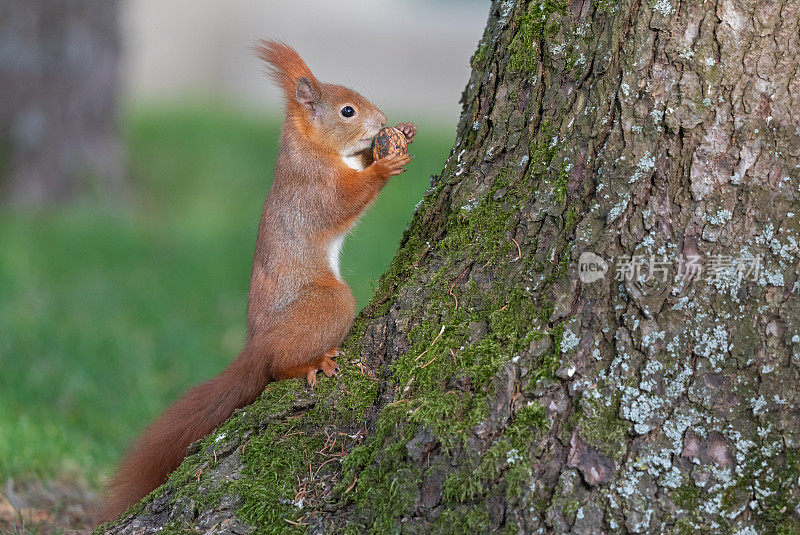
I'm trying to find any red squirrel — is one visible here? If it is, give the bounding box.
[99,40,416,523]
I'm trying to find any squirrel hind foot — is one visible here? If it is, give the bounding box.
[305,348,343,387]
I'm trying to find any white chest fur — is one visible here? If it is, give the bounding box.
[327,155,363,280]
[327,234,346,281]
[341,154,365,171]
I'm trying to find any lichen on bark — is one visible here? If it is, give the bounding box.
[102,0,800,533]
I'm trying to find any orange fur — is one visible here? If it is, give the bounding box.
[98,41,414,524]
[254,40,318,98]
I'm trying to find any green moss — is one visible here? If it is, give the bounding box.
[365,180,445,313]
[370,231,427,312]
[525,120,569,208]
[758,447,800,533]
[98,356,382,533]
[596,0,617,13]
[471,42,488,68]
[535,321,563,381]
[512,401,547,431]
[441,401,545,508]
[333,273,561,526]
[433,505,491,533]
[334,413,418,532]
[503,403,546,500]
[552,166,568,204]
[508,1,567,74]
[229,369,382,532]
[673,517,696,535]
[577,393,630,459]
[463,127,478,149]
[564,207,578,231]
[234,424,321,532]
[560,498,579,519]
[717,435,800,533]
[443,464,485,504]
[673,479,702,510]
[437,167,516,263]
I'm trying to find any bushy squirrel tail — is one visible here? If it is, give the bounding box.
[98,346,269,524]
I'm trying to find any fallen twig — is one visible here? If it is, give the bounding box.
[421,354,438,368]
[511,237,522,262]
[314,457,339,478]
[415,325,446,362]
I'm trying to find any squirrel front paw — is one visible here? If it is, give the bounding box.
[396,122,417,144]
[374,152,413,178]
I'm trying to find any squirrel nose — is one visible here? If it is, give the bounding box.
[377,112,387,128]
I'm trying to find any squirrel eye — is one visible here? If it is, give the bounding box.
[340,106,355,118]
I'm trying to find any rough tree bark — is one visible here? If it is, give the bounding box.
[0,0,124,203]
[102,0,800,533]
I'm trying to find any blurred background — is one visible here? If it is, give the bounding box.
[0,0,486,528]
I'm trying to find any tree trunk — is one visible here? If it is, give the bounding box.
[102,0,800,533]
[0,0,124,204]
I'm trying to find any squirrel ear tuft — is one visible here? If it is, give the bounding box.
[295,76,320,112]
[254,40,320,103]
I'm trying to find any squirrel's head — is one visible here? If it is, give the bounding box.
[255,40,387,156]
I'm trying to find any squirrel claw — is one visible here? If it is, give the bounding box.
[306,369,317,388]
[375,151,412,177]
[306,348,342,386]
[306,362,340,386]
[395,122,417,144]
[319,355,339,378]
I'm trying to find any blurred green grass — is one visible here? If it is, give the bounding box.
[0,104,453,485]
